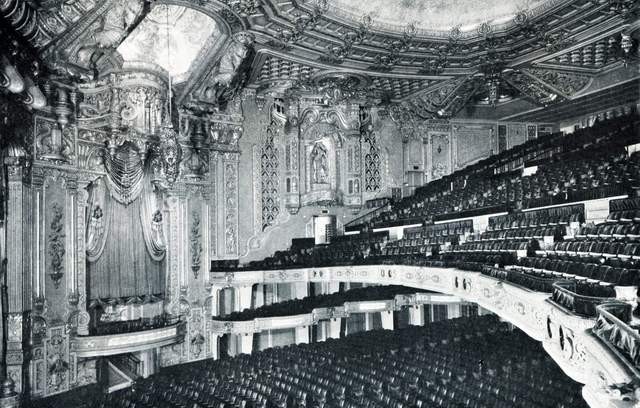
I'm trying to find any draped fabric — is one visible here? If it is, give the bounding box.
[103,142,145,205]
[140,171,166,261]
[86,178,111,263]
[87,195,165,300]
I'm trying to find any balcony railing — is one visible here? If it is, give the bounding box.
[593,302,640,375]
[551,281,615,317]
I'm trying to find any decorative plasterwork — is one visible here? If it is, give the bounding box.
[534,32,639,71]
[209,263,638,405]
[254,55,320,85]
[186,31,255,111]
[117,5,220,79]
[261,120,279,230]
[324,0,556,35]
[503,70,564,105]
[42,0,147,76]
[223,155,239,256]
[523,68,592,98]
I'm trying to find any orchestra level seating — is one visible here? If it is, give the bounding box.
[33,316,587,408]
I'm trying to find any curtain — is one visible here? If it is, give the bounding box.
[86,178,111,263]
[88,195,165,300]
[139,171,166,261]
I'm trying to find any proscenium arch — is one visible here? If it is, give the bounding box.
[210,264,636,405]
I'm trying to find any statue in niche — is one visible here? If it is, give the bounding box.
[311,144,329,184]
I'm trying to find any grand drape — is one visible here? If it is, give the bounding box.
[87,189,165,300]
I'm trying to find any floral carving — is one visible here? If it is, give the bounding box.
[190,212,203,279]
[224,161,238,255]
[48,202,65,289]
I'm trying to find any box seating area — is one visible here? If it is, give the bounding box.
[364,115,639,229]
[219,285,427,321]
[33,316,587,408]
[89,315,177,337]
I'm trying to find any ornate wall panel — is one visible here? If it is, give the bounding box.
[362,129,381,192]
[210,153,218,259]
[44,326,70,396]
[223,154,239,256]
[453,124,495,170]
[428,132,451,182]
[261,126,279,230]
[498,124,507,153]
[507,123,527,150]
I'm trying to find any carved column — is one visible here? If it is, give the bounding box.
[4,162,32,395]
[74,179,91,335]
[164,191,185,316]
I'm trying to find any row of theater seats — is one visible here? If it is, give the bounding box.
[34,316,587,408]
[576,223,640,240]
[218,285,427,321]
[539,239,640,266]
[515,257,638,287]
[366,115,639,228]
[468,226,565,242]
[486,204,584,231]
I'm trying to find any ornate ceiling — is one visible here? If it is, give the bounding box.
[323,0,551,34]
[0,0,638,119]
[118,5,220,80]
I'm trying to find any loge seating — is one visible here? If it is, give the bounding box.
[33,316,587,408]
[220,285,428,321]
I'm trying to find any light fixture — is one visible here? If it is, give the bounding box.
[153,5,182,187]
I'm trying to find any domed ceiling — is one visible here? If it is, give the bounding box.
[118,5,220,81]
[325,0,549,33]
